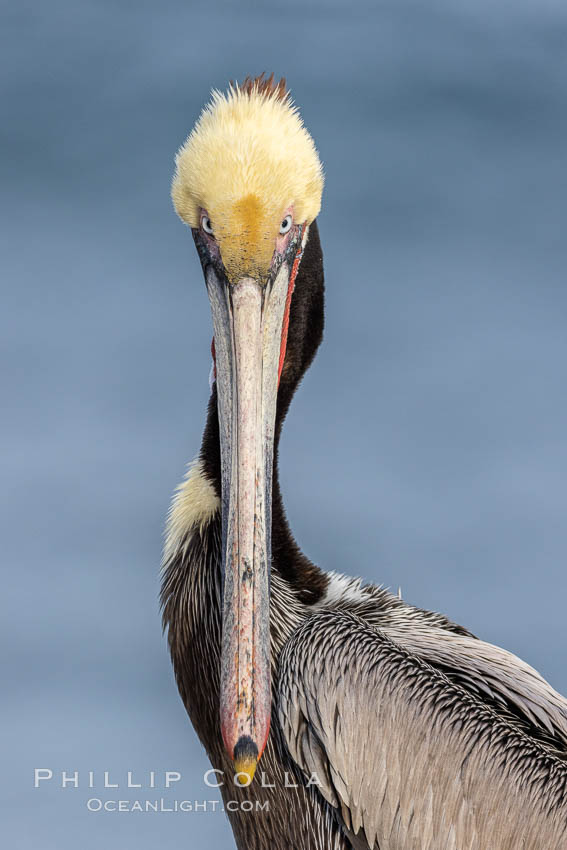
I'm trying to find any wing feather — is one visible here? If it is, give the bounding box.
[383,624,567,750]
[278,611,567,850]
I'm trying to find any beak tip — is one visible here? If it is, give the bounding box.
[233,735,259,785]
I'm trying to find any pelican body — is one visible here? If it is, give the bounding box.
[161,75,567,849]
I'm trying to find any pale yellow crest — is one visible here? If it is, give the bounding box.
[171,79,324,280]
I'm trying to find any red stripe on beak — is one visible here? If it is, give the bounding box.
[278,224,306,384]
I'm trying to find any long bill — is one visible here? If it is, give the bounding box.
[205,261,292,785]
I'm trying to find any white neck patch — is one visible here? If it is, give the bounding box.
[163,458,220,564]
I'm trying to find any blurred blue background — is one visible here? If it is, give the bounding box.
[2,0,567,846]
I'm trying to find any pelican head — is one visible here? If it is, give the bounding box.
[172,74,324,781]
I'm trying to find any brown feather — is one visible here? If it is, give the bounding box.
[232,71,289,102]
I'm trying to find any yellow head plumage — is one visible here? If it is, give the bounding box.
[171,75,324,281]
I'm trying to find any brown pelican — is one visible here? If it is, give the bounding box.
[161,74,567,849]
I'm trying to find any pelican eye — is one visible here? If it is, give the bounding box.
[201,215,214,236]
[279,215,292,234]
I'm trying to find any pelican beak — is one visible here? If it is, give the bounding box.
[203,234,304,780]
